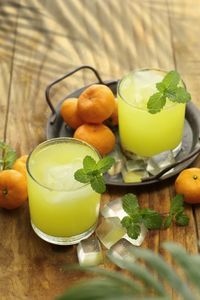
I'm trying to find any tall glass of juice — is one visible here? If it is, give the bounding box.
[27,137,101,245]
[117,69,186,157]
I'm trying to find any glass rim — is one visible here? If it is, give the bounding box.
[26,137,101,192]
[117,68,186,112]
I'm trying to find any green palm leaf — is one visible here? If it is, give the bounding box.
[107,254,166,296]
[57,242,200,300]
[163,242,200,290]
[131,247,197,300]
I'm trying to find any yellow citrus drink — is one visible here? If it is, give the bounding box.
[27,138,101,245]
[118,69,186,157]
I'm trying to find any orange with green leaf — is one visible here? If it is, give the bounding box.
[0,142,28,209]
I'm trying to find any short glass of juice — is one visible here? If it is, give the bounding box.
[27,137,101,245]
[117,69,186,157]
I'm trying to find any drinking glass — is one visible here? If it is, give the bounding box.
[117,69,186,157]
[27,137,101,245]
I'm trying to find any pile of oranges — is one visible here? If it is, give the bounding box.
[60,84,118,156]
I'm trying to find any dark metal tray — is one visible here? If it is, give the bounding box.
[45,65,200,187]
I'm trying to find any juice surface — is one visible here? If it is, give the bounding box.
[27,140,100,237]
[118,69,186,157]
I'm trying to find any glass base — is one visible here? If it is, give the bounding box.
[123,142,182,160]
[172,142,182,157]
[31,221,97,245]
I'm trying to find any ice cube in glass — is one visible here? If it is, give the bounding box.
[147,150,175,176]
[77,236,103,266]
[96,217,126,249]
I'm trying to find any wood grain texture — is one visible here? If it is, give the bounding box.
[0,0,200,299]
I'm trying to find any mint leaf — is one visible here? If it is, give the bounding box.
[175,212,189,226]
[120,193,189,241]
[74,169,90,183]
[162,70,180,91]
[163,215,173,229]
[74,155,115,194]
[165,90,177,101]
[83,156,97,173]
[147,70,191,114]
[126,223,141,239]
[170,194,184,214]
[97,156,115,173]
[122,193,139,215]
[175,87,191,103]
[147,92,166,114]
[90,175,106,194]
[0,141,17,170]
[156,82,165,93]
[141,208,163,229]
[121,216,132,228]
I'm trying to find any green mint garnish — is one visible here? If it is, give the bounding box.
[121,193,189,239]
[163,194,189,229]
[122,193,139,215]
[0,141,17,170]
[147,70,191,114]
[74,155,115,194]
[121,194,162,239]
[140,208,163,230]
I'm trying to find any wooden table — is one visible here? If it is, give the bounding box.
[0,0,200,299]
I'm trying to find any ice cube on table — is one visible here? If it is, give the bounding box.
[107,238,136,268]
[101,200,147,246]
[123,224,147,246]
[147,150,175,176]
[101,198,127,220]
[77,236,103,266]
[96,217,126,249]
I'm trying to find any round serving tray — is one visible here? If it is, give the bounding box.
[45,65,200,187]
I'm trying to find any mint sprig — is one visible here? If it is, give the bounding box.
[147,70,191,114]
[121,193,189,239]
[74,155,115,193]
[0,141,17,170]
[163,194,189,229]
[121,194,162,239]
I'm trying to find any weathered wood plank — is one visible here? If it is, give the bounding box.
[1,0,200,299]
[167,0,200,254]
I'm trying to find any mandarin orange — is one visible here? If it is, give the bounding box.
[110,98,118,126]
[60,98,84,129]
[73,123,116,156]
[0,170,28,209]
[78,84,115,124]
[175,168,200,204]
[13,155,28,179]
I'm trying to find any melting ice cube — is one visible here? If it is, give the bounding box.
[101,200,147,246]
[77,236,103,266]
[107,238,136,268]
[101,198,127,220]
[96,217,126,249]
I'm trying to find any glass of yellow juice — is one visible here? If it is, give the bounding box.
[117,69,186,157]
[27,137,101,245]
